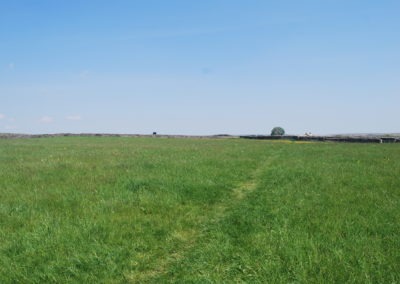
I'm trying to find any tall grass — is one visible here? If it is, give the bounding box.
[0,137,399,282]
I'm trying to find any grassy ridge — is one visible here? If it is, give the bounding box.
[0,137,399,282]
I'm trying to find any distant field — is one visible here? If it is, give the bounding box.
[0,137,399,282]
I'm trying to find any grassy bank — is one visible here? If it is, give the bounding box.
[0,137,399,282]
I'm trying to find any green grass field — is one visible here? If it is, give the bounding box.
[0,137,399,283]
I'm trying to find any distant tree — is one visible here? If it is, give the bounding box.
[271,127,285,136]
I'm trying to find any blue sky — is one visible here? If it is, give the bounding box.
[1,0,399,135]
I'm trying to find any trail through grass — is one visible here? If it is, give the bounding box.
[136,147,283,282]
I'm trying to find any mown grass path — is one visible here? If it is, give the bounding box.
[138,148,282,282]
[0,137,399,283]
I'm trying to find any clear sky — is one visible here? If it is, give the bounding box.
[1,0,399,135]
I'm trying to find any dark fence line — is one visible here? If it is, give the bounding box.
[1,133,399,143]
[240,135,400,143]
[0,133,238,139]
